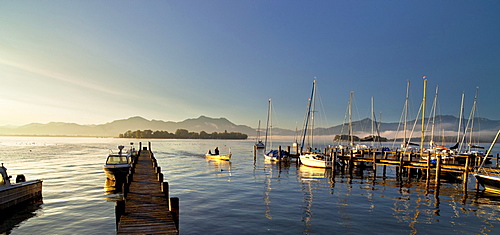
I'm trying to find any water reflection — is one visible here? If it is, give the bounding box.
[0,201,42,234]
[206,159,232,180]
[297,165,335,234]
[103,178,125,203]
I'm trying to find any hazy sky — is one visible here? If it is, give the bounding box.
[1,1,499,130]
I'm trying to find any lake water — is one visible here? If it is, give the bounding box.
[1,136,500,234]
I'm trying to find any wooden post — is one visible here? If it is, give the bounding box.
[162,181,169,198]
[158,172,164,182]
[122,182,129,198]
[463,156,470,191]
[426,152,431,182]
[115,200,125,228]
[435,155,442,186]
[148,141,152,151]
[278,146,282,158]
[398,152,404,176]
[156,166,161,174]
[497,153,499,167]
[332,152,337,174]
[372,151,377,171]
[170,197,180,230]
[253,145,257,161]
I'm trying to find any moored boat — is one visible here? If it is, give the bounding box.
[103,145,132,182]
[473,130,500,193]
[299,152,333,168]
[255,120,265,149]
[0,163,42,211]
[264,149,289,161]
[298,79,333,168]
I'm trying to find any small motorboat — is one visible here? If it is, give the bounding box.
[1,163,42,211]
[103,145,131,182]
[205,147,232,161]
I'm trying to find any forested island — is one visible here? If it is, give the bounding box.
[119,129,248,139]
[334,134,388,142]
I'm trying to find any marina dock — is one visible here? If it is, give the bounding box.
[116,143,179,234]
[267,145,499,191]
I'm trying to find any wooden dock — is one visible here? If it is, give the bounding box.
[267,144,500,192]
[116,143,179,234]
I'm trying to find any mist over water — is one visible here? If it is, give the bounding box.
[1,137,500,234]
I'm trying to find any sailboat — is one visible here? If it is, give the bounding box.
[457,87,485,157]
[299,79,333,168]
[473,130,500,193]
[264,99,288,161]
[254,120,265,149]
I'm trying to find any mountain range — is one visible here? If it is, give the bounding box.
[0,115,499,141]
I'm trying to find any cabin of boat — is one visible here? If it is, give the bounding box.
[103,145,132,181]
[0,163,43,211]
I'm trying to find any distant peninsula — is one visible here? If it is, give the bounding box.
[119,129,248,140]
[0,115,499,141]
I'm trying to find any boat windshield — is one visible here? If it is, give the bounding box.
[106,156,129,165]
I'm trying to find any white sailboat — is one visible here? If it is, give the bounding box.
[299,79,333,168]
[264,99,288,161]
[473,130,500,193]
[254,120,265,149]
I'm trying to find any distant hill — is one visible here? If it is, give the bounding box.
[0,115,498,140]
[0,116,257,137]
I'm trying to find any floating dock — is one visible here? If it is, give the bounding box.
[116,143,179,234]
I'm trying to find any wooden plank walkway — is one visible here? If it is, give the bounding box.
[117,149,179,234]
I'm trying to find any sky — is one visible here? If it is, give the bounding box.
[0,1,499,130]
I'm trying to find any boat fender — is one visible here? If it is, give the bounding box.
[16,174,26,183]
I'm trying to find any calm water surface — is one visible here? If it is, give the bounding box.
[1,136,500,234]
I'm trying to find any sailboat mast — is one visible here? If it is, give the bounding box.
[456,92,465,143]
[349,91,353,146]
[404,80,410,147]
[429,86,439,147]
[270,99,273,151]
[301,80,316,153]
[420,77,427,153]
[310,81,317,149]
[468,87,479,151]
[371,96,375,147]
[264,99,271,152]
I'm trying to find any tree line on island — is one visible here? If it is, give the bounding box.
[334,134,388,142]
[119,129,248,139]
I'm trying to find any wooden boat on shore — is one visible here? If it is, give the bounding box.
[473,130,500,193]
[0,163,42,211]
